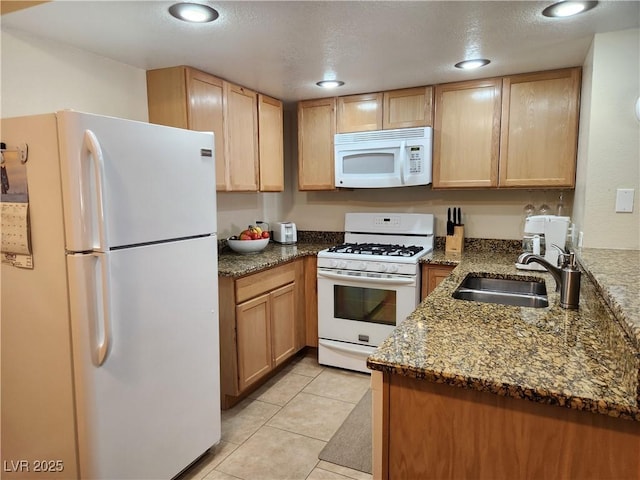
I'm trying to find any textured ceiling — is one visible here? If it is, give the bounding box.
[2,1,639,104]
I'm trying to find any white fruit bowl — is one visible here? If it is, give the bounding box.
[227,237,269,254]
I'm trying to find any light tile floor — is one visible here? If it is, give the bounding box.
[178,350,372,480]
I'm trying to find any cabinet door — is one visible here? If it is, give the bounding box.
[337,93,383,133]
[383,87,433,129]
[236,293,272,391]
[224,82,259,191]
[270,283,297,367]
[258,94,284,192]
[298,98,336,190]
[421,264,456,299]
[186,69,226,192]
[146,66,189,129]
[433,79,502,189]
[147,67,229,191]
[499,68,580,188]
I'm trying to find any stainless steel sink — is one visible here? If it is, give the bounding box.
[452,274,549,308]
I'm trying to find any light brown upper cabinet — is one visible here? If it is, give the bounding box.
[433,67,580,189]
[298,98,336,190]
[147,67,226,190]
[337,93,383,133]
[433,78,502,188]
[499,68,580,188]
[258,94,284,191]
[147,66,283,192]
[383,86,434,129]
[223,82,259,191]
[336,88,433,133]
[298,87,433,190]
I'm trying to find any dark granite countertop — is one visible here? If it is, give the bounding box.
[217,235,640,421]
[576,248,640,350]
[367,250,640,421]
[218,241,331,277]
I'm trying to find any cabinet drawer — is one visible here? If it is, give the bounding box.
[235,262,296,303]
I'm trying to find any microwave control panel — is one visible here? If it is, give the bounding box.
[408,145,424,174]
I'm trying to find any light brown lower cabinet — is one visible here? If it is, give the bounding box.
[219,260,305,409]
[421,263,456,299]
[372,371,640,480]
[236,283,295,391]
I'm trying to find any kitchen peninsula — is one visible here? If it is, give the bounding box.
[368,248,640,480]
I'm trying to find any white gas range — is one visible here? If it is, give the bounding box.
[317,212,434,373]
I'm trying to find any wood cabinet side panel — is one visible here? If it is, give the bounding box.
[293,259,306,349]
[146,66,189,129]
[337,92,383,133]
[303,256,318,347]
[499,68,580,188]
[258,94,284,192]
[297,98,336,190]
[387,374,640,480]
[372,371,390,480]
[382,86,433,129]
[218,277,239,398]
[433,79,502,189]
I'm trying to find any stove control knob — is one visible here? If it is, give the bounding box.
[329,260,338,268]
[337,261,347,269]
[387,264,399,273]
[357,262,367,270]
[376,263,387,272]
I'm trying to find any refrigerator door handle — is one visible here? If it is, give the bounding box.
[95,252,112,366]
[67,252,112,367]
[83,129,108,252]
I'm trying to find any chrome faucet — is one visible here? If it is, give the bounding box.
[517,246,581,309]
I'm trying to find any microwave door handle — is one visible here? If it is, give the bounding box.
[399,140,407,184]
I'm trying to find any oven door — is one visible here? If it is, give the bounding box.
[317,268,419,347]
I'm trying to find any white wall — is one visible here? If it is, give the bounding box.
[1,30,148,121]
[0,29,273,239]
[574,28,640,250]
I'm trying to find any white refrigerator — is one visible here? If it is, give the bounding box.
[1,111,221,479]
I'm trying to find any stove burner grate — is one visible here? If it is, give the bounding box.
[327,242,424,257]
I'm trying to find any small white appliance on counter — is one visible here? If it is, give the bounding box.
[1,111,221,479]
[516,215,571,271]
[273,221,297,244]
[317,212,434,373]
[334,127,432,188]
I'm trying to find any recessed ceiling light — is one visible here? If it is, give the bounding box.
[454,59,491,70]
[542,1,598,17]
[169,3,219,23]
[316,80,345,89]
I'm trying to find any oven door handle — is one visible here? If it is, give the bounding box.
[319,338,374,356]
[317,270,415,285]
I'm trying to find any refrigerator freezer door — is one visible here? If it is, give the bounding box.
[66,235,220,479]
[57,111,216,252]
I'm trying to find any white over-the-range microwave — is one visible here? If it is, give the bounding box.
[334,126,432,188]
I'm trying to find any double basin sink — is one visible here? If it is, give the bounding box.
[452,273,549,308]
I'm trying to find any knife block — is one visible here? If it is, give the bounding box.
[446,226,464,254]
